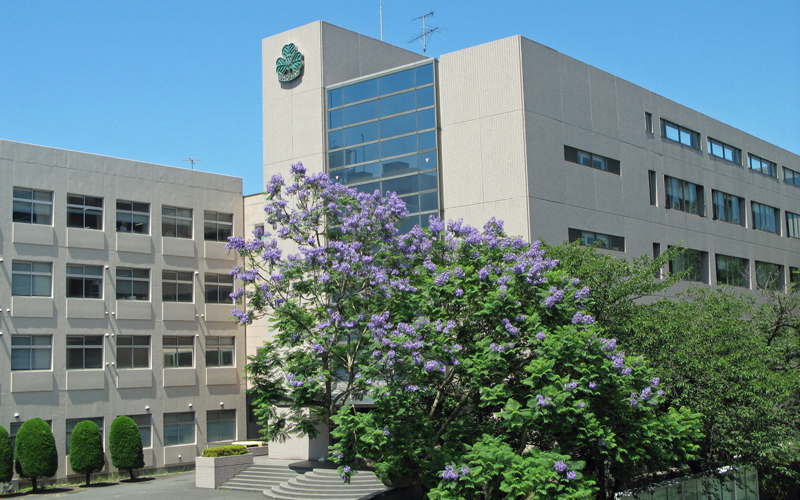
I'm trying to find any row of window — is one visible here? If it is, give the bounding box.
[10,335,234,371]
[649,117,794,182]
[11,264,234,303]
[10,410,236,452]
[665,249,790,290]
[648,173,798,237]
[12,188,233,241]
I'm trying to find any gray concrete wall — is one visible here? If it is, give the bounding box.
[0,140,247,479]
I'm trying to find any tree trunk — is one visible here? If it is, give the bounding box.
[129,468,136,480]
[31,477,37,492]
[85,472,91,486]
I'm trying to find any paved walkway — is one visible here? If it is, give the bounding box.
[3,472,260,499]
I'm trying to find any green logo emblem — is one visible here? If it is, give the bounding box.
[276,43,304,82]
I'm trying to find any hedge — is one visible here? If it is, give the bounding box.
[201,445,249,458]
[69,420,105,485]
[109,416,144,480]
[0,425,12,483]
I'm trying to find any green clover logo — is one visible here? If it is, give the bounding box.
[276,43,304,82]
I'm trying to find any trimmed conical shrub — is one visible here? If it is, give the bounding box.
[69,420,104,485]
[15,418,58,492]
[0,425,13,483]
[109,416,144,480]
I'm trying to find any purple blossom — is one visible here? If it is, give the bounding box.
[428,216,445,234]
[574,286,591,300]
[478,266,490,280]
[383,428,390,436]
[225,236,246,252]
[650,377,661,387]
[405,385,419,392]
[588,381,597,390]
[489,342,506,352]
[536,331,546,340]
[640,387,652,400]
[460,465,470,476]
[433,271,451,286]
[566,470,576,481]
[576,402,586,408]
[311,344,325,354]
[554,460,568,473]
[290,162,307,175]
[572,311,595,325]
[454,288,464,297]
[564,381,578,392]
[657,390,665,396]
[536,394,552,406]
[545,287,565,308]
[442,465,459,480]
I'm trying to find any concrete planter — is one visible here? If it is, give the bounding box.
[195,453,253,489]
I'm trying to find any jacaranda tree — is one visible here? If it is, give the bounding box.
[234,164,703,499]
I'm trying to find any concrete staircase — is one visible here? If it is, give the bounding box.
[220,463,307,492]
[264,469,391,500]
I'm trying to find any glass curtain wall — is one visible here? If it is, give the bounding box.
[327,62,439,233]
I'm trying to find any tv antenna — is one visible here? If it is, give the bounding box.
[181,156,202,170]
[408,11,440,56]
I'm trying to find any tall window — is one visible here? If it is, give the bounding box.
[716,255,748,288]
[206,337,235,367]
[67,335,103,369]
[205,274,234,304]
[11,335,52,371]
[66,418,102,455]
[787,212,800,239]
[563,146,620,175]
[665,176,704,216]
[162,271,193,303]
[669,249,704,282]
[67,264,103,299]
[756,262,783,291]
[748,154,777,177]
[125,415,152,448]
[711,190,744,226]
[13,188,53,225]
[164,412,195,446]
[648,171,657,206]
[568,229,625,252]
[207,410,236,442]
[784,167,800,188]
[204,211,233,242]
[12,261,52,297]
[707,138,742,164]
[661,120,700,150]
[752,202,779,234]
[116,201,150,234]
[162,206,193,238]
[116,268,150,301]
[645,112,653,134]
[163,337,193,368]
[67,194,103,230]
[117,336,150,369]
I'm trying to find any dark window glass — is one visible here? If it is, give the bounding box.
[416,64,434,86]
[163,336,194,368]
[328,88,342,109]
[661,120,700,150]
[342,79,377,106]
[164,412,195,446]
[162,206,192,239]
[748,154,777,177]
[117,335,151,369]
[204,211,233,242]
[66,335,103,369]
[756,262,783,291]
[648,171,657,206]
[206,337,235,367]
[329,150,345,169]
[381,134,418,159]
[707,138,742,165]
[417,108,436,131]
[328,108,343,129]
[205,273,234,304]
[784,167,800,187]
[13,188,53,225]
[116,200,150,234]
[343,100,379,126]
[331,163,380,185]
[712,190,744,226]
[328,129,344,150]
[207,409,237,442]
[752,202,778,234]
[419,170,438,191]
[12,261,52,297]
[382,154,418,178]
[10,335,52,371]
[400,194,419,213]
[787,212,800,239]
[665,176,705,216]
[645,112,653,133]
[344,143,380,166]
[162,271,194,303]
[67,194,103,230]
[416,86,435,108]
[669,249,704,282]
[379,69,415,96]
[116,267,149,301]
[568,229,625,252]
[419,151,437,171]
[383,175,418,196]
[420,192,439,212]
[66,264,103,299]
[716,255,748,287]
[380,112,417,140]
[344,121,379,146]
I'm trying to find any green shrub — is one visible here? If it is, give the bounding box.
[15,418,58,492]
[201,445,248,458]
[0,425,13,483]
[109,416,144,480]
[69,420,104,485]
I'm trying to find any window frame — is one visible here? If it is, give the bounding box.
[661,119,701,150]
[67,194,103,230]
[66,417,103,455]
[664,176,705,216]
[206,336,235,367]
[13,187,53,225]
[163,336,194,368]
[707,138,742,165]
[711,190,745,226]
[12,261,53,297]
[783,166,800,188]
[162,206,193,239]
[715,254,749,288]
[116,267,150,301]
[162,270,194,303]
[11,335,52,371]
[748,154,777,178]
[563,146,620,175]
[645,112,653,134]
[164,412,195,446]
[787,212,800,239]
[752,202,779,234]
[116,336,151,369]
[669,248,705,283]
[568,228,625,252]
[116,200,150,234]
[124,414,153,448]
[66,335,104,370]
[66,264,103,299]
[203,211,234,242]
[206,409,237,443]
[204,273,234,304]
[755,261,783,291]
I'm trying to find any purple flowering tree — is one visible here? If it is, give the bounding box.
[232,164,702,500]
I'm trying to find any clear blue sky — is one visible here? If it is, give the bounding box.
[1,1,797,194]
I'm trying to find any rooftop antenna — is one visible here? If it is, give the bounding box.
[380,0,383,41]
[181,156,202,170]
[408,11,440,56]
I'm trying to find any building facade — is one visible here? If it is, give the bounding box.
[0,139,247,478]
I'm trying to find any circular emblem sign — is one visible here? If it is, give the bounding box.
[276,43,304,82]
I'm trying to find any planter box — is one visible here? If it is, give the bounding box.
[195,453,253,488]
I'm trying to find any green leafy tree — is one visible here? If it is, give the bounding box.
[109,416,144,480]
[235,165,703,499]
[14,418,58,492]
[69,420,104,486]
[0,425,13,484]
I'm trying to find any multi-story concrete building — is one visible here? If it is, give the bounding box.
[259,21,800,458]
[0,139,247,478]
